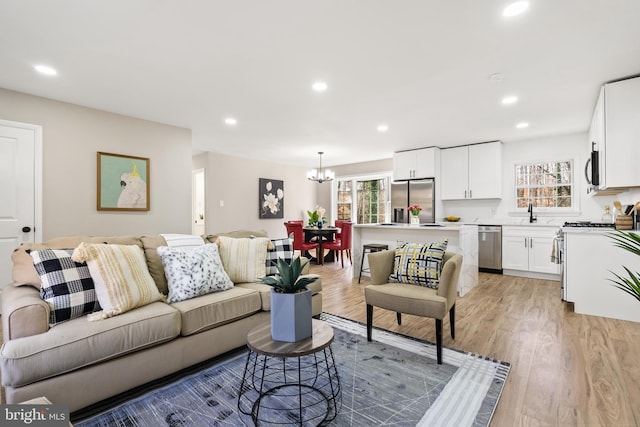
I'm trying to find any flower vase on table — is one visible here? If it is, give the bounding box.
[408,204,422,225]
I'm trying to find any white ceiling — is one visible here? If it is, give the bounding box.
[1,1,639,168]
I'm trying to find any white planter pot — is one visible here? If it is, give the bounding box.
[270,289,313,342]
[410,215,420,225]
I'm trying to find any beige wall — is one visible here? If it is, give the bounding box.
[193,152,318,239]
[0,88,192,239]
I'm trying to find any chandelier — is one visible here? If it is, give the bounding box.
[306,151,334,183]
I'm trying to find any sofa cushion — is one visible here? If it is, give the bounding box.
[202,230,269,244]
[390,240,448,289]
[265,238,294,276]
[217,236,270,283]
[12,236,142,290]
[169,286,262,336]
[72,243,165,320]
[140,235,169,295]
[29,248,100,326]
[158,244,233,303]
[0,302,180,387]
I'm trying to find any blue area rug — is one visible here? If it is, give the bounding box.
[75,313,509,426]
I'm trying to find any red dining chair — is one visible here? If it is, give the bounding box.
[334,220,345,241]
[284,222,320,262]
[325,221,353,268]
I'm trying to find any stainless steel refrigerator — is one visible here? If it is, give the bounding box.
[391,179,435,223]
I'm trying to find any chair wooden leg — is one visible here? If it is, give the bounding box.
[358,249,366,283]
[340,250,344,268]
[449,304,455,340]
[436,319,443,364]
[348,249,352,265]
[396,312,402,325]
[366,304,373,341]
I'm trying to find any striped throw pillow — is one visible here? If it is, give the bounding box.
[391,240,448,289]
[72,243,164,320]
[217,236,270,283]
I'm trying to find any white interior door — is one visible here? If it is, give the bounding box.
[0,120,42,291]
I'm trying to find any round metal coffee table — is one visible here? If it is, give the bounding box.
[237,319,342,426]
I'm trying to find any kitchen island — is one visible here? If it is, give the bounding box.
[353,223,479,297]
[563,227,640,323]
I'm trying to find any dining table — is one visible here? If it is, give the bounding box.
[303,226,339,264]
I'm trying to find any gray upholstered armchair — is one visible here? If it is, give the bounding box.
[364,249,463,364]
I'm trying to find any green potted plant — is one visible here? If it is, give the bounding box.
[260,257,318,342]
[608,230,640,302]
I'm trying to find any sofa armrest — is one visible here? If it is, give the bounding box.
[368,249,396,285]
[301,256,311,274]
[1,285,49,340]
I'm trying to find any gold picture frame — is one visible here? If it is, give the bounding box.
[97,152,150,211]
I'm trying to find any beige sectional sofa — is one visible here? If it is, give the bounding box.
[0,231,322,412]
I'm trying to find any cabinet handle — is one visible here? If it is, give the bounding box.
[464,190,467,199]
[470,189,472,198]
[530,238,533,247]
[524,238,527,248]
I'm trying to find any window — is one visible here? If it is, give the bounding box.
[336,180,352,220]
[356,178,388,224]
[515,160,573,209]
[334,174,391,224]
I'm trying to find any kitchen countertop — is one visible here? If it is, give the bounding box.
[355,223,475,231]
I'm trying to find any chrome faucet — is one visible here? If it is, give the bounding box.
[528,202,537,223]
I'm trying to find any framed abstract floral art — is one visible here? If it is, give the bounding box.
[97,152,150,211]
[259,178,284,219]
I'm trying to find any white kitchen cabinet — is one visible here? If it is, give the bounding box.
[589,77,640,191]
[393,147,438,180]
[441,141,502,200]
[502,226,560,277]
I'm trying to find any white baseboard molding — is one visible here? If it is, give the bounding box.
[503,269,560,282]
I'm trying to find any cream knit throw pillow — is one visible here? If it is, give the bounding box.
[217,236,269,283]
[72,243,164,320]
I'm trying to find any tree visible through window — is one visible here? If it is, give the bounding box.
[335,175,390,224]
[515,161,572,208]
[357,179,387,224]
[336,180,352,220]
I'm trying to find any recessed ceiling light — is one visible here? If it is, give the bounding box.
[502,96,518,105]
[377,124,389,133]
[490,73,504,83]
[516,122,529,129]
[312,81,328,92]
[224,117,237,126]
[34,65,57,76]
[503,1,529,17]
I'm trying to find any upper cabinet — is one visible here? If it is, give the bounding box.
[590,76,640,191]
[440,141,502,200]
[393,147,438,180]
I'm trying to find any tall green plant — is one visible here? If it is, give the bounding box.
[260,257,318,294]
[608,231,640,303]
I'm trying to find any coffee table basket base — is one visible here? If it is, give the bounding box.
[238,347,342,426]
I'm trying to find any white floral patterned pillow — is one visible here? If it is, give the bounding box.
[157,244,233,303]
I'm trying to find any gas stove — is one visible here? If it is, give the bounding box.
[562,221,615,228]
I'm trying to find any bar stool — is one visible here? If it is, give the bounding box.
[358,243,389,283]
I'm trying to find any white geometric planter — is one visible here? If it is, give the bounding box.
[410,215,420,225]
[270,289,313,342]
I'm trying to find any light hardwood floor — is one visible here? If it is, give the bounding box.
[310,259,640,426]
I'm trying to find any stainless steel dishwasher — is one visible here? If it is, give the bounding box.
[478,225,502,273]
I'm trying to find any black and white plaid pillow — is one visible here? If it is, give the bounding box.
[265,238,294,275]
[29,248,101,326]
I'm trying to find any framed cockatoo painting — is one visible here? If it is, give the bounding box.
[97,152,150,211]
